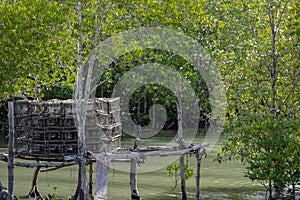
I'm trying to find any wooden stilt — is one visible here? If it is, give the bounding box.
[130,158,140,200]
[94,156,110,200]
[180,155,187,200]
[130,137,140,200]
[89,162,93,196]
[195,152,202,200]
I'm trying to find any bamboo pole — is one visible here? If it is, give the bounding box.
[8,101,15,200]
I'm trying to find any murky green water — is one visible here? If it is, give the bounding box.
[0,131,269,199]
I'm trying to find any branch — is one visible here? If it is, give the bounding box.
[94,3,113,46]
[40,163,76,172]
[94,143,209,160]
[275,0,290,30]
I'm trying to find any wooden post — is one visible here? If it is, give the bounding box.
[130,159,140,200]
[130,137,140,200]
[89,162,93,196]
[180,155,187,200]
[7,101,14,200]
[195,152,202,200]
[95,156,110,200]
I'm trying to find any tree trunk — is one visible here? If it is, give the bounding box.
[73,161,91,200]
[268,181,273,200]
[8,101,14,200]
[28,161,42,198]
[274,182,284,199]
[72,2,91,200]
[176,77,187,200]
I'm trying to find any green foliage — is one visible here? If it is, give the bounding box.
[51,186,58,200]
[2,1,299,197]
[0,0,76,100]
[166,162,194,191]
[220,112,300,197]
[213,0,300,198]
[0,0,212,126]
[97,47,210,127]
[42,84,73,101]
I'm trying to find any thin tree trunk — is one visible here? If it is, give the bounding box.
[266,0,278,113]
[177,77,183,144]
[28,161,42,198]
[177,78,187,200]
[8,101,15,200]
[268,180,273,200]
[291,183,296,199]
[73,2,91,200]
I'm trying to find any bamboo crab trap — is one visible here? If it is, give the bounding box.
[13,98,121,159]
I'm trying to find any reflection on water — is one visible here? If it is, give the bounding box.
[165,191,267,200]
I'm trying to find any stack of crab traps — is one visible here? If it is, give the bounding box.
[12,98,121,159]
